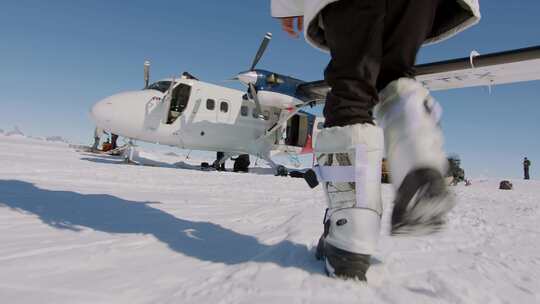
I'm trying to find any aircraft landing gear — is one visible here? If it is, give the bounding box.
[261,154,289,177]
[123,140,140,164]
[233,154,250,173]
[275,165,288,177]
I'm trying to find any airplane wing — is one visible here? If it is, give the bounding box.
[295,45,540,99]
[295,80,330,104]
[416,45,540,91]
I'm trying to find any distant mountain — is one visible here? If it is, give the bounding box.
[45,136,69,143]
[1,126,69,143]
[28,136,45,141]
[6,126,24,137]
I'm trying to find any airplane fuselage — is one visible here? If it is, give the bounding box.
[90,78,304,157]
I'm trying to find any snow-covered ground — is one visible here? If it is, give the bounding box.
[1,135,539,304]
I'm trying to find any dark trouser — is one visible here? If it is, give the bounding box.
[216,152,226,171]
[111,134,119,150]
[524,168,530,180]
[322,0,440,127]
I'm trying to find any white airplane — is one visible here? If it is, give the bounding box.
[89,33,540,175]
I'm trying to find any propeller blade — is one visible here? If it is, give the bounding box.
[250,32,272,71]
[249,83,264,119]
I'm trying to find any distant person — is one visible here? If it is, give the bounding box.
[524,157,531,180]
[271,0,480,280]
[102,138,113,152]
[92,128,102,151]
[215,152,226,171]
[111,134,119,150]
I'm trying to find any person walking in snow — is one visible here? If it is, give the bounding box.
[524,157,531,180]
[111,134,119,150]
[92,128,103,152]
[215,152,226,171]
[271,0,480,280]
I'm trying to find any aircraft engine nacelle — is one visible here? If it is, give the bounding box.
[257,90,304,109]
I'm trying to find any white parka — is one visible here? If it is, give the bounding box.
[271,0,480,52]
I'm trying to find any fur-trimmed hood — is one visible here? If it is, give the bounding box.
[271,0,480,52]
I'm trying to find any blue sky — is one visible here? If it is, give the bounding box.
[0,1,538,179]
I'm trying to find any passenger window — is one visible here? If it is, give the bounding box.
[206,99,215,110]
[220,102,229,113]
[241,106,248,116]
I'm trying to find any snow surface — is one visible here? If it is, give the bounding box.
[1,135,539,304]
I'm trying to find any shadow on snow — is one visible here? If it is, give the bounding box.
[79,153,281,176]
[0,180,323,274]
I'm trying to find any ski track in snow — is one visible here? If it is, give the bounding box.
[0,135,539,303]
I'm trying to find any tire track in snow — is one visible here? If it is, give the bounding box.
[0,239,119,261]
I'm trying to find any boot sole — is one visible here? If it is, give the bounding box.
[391,168,456,236]
[316,240,370,281]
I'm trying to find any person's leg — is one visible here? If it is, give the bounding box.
[375,0,454,234]
[322,0,385,128]
[215,152,225,171]
[315,0,385,280]
[376,0,439,90]
[314,124,383,280]
[92,137,100,151]
[111,134,119,150]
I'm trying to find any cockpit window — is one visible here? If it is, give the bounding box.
[147,81,172,93]
[266,73,284,86]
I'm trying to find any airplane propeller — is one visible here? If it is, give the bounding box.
[232,32,272,119]
[233,32,272,87]
[249,83,264,119]
[250,32,272,71]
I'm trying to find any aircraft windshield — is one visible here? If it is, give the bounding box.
[147,81,172,93]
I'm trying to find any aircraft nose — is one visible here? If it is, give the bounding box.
[90,97,113,127]
[89,90,160,139]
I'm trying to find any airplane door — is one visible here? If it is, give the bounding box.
[311,116,325,148]
[143,95,164,132]
[217,99,231,124]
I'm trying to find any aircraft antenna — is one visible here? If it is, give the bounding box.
[144,60,151,89]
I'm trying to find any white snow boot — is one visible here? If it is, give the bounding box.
[313,123,383,281]
[375,78,455,235]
